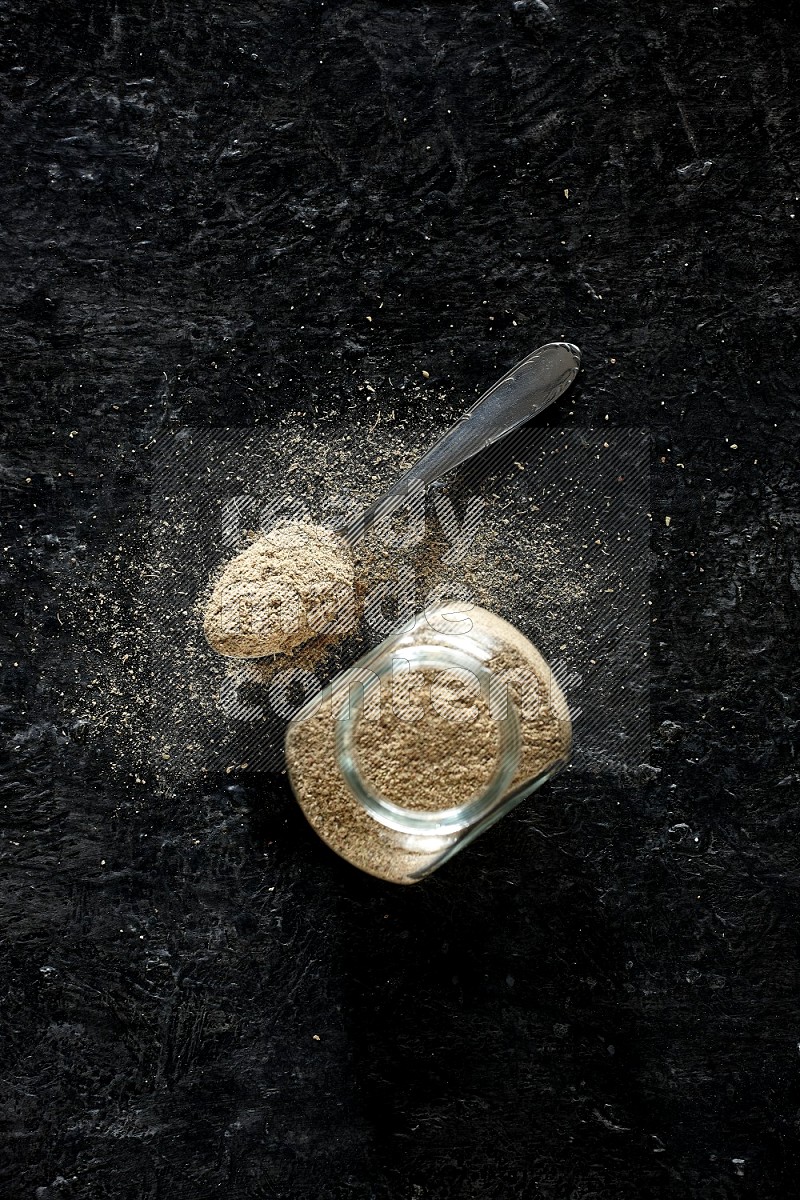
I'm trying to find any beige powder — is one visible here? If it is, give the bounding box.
[203,520,354,658]
[285,616,571,884]
[286,691,441,884]
[57,403,590,788]
[352,668,500,811]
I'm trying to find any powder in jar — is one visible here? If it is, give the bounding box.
[352,667,500,811]
[203,520,354,658]
[285,605,572,884]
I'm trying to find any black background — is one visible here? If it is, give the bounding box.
[2,2,799,1197]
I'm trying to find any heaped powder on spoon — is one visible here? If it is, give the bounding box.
[203,519,355,658]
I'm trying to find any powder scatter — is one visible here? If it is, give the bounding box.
[203,520,355,659]
[55,397,602,785]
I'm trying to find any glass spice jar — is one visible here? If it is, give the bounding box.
[284,602,572,884]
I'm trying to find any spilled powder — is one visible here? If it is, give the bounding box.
[54,394,597,787]
[203,520,354,658]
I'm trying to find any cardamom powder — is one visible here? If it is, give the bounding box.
[203,519,354,658]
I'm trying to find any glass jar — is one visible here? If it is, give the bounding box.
[284,602,572,884]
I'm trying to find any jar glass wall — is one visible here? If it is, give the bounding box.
[285,603,572,884]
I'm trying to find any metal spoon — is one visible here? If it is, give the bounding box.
[335,340,581,546]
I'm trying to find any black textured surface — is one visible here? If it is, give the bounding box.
[2,2,799,1198]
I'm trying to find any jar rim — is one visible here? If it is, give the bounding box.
[334,642,522,836]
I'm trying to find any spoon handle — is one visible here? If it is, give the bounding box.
[339,341,580,545]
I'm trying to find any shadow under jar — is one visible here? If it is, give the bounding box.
[285,603,572,884]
